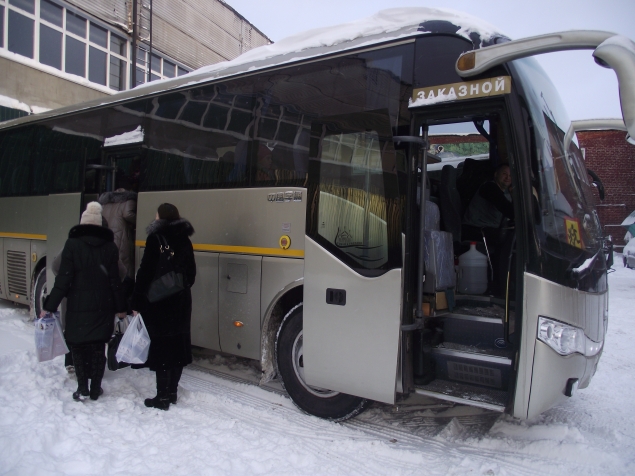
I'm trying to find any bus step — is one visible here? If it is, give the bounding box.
[440,312,505,349]
[430,346,513,390]
[414,379,507,412]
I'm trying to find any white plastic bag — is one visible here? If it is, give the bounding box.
[115,313,151,364]
[34,312,69,362]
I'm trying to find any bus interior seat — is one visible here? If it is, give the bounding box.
[456,157,493,213]
[439,164,462,244]
[422,200,455,294]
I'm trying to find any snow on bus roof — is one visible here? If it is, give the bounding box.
[0,7,502,130]
[186,8,500,78]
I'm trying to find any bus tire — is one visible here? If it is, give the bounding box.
[276,304,368,422]
[30,267,47,320]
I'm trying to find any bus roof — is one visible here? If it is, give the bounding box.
[0,7,505,131]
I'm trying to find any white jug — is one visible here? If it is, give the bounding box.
[457,242,488,295]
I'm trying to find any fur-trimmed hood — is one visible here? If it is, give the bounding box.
[98,190,137,205]
[68,224,114,246]
[145,218,195,238]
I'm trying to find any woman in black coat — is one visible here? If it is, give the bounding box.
[131,203,196,410]
[43,202,127,401]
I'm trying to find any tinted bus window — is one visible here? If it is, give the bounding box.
[0,127,34,196]
[32,126,100,195]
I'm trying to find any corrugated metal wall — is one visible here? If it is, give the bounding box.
[0,106,30,123]
[67,0,130,29]
[66,0,271,69]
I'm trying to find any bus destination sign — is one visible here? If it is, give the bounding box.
[410,76,512,107]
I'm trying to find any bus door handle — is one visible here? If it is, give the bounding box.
[326,288,346,306]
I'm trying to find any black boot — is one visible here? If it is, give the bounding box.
[71,346,89,401]
[89,343,106,401]
[145,369,170,410]
[169,366,183,405]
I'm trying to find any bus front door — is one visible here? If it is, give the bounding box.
[301,111,403,405]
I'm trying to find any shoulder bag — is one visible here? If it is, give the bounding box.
[146,234,185,303]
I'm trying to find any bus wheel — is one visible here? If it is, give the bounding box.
[30,267,47,319]
[276,304,368,422]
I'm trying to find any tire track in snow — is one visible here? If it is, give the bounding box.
[180,366,552,475]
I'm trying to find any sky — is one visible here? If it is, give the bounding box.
[224,0,635,121]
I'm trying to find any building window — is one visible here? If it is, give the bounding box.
[40,0,61,26]
[89,46,106,85]
[163,61,175,78]
[65,10,85,37]
[65,35,84,76]
[136,45,190,85]
[0,6,5,49]
[39,23,62,69]
[89,22,106,47]
[9,0,34,14]
[8,9,34,58]
[1,0,187,91]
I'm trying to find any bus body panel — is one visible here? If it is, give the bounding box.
[190,251,220,351]
[0,196,49,236]
[261,256,304,327]
[0,196,50,304]
[303,237,401,404]
[515,272,606,419]
[528,341,594,418]
[46,193,82,297]
[219,253,262,359]
[135,188,306,357]
[135,188,306,257]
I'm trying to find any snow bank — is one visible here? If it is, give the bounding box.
[1,258,634,475]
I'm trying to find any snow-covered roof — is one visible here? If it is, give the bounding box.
[0,7,504,131]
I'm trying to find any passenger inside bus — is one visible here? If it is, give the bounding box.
[428,118,515,298]
[462,163,514,295]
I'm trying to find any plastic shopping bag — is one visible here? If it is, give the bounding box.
[115,313,151,364]
[107,316,132,371]
[34,312,69,362]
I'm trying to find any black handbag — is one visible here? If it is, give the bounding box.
[107,318,131,371]
[146,234,185,303]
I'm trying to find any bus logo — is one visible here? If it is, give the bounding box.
[268,191,302,202]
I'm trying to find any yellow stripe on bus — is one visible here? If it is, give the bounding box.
[135,241,305,258]
[0,232,47,240]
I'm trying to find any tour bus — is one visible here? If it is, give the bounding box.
[1,9,633,421]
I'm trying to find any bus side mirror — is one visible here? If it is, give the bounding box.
[593,36,635,145]
[587,168,605,201]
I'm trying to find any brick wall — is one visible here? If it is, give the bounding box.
[577,130,635,245]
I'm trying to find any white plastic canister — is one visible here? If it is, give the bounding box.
[457,242,488,295]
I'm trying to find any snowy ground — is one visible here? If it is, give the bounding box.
[1,256,634,475]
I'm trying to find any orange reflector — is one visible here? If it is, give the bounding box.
[234,321,244,327]
[457,51,476,71]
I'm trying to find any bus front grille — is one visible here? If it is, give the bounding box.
[6,251,28,296]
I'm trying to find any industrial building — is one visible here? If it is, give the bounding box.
[0,0,271,120]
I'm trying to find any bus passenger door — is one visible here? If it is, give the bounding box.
[302,111,403,404]
[46,194,83,294]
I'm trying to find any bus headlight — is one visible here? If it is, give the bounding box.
[537,316,603,357]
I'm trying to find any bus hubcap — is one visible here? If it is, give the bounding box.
[292,331,338,398]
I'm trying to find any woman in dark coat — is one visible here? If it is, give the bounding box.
[131,203,196,410]
[43,202,127,401]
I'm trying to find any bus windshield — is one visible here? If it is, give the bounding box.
[513,58,602,254]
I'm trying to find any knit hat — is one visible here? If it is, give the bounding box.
[157,203,180,221]
[80,201,103,226]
